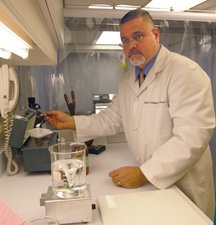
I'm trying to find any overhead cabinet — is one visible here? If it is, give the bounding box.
[0,0,64,65]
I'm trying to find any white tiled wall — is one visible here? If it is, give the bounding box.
[55,129,127,145]
[107,133,127,144]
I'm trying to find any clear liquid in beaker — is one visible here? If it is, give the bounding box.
[52,158,86,198]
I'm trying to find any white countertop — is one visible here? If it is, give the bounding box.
[0,143,213,225]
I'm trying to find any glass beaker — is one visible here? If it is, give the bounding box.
[22,217,59,225]
[49,141,87,198]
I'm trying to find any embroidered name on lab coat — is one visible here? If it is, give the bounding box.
[144,100,167,105]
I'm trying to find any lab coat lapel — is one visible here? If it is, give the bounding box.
[126,66,159,96]
[125,70,157,96]
[125,45,169,96]
[138,72,156,94]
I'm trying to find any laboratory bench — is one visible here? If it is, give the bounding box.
[0,143,213,225]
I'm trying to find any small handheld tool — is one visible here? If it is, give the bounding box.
[64,91,76,115]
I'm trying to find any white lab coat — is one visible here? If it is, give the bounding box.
[75,45,215,219]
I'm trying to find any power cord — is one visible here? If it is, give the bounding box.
[3,107,19,175]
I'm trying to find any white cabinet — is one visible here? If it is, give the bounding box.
[0,0,64,65]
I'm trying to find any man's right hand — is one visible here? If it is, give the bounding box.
[44,110,76,129]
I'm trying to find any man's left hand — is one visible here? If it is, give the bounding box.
[109,166,149,188]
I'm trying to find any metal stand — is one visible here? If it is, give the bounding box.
[40,184,92,224]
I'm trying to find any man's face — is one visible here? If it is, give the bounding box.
[120,17,160,68]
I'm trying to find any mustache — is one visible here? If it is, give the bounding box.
[128,49,143,58]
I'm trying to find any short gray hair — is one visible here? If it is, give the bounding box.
[120,9,154,26]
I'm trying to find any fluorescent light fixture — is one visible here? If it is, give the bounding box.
[96,31,121,45]
[88,4,113,9]
[0,21,32,59]
[145,0,208,12]
[0,49,11,59]
[115,5,140,10]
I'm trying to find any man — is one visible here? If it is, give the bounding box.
[45,10,215,219]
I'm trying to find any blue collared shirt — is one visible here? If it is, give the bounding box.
[135,47,161,82]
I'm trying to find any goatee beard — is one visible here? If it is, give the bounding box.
[129,55,146,66]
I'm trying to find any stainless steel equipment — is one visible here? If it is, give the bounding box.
[40,185,93,224]
[40,139,93,224]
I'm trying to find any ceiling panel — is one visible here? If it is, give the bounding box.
[64,0,216,12]
[192,0,216,11]
[64,0,151,8]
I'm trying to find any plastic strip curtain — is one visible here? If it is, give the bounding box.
[16,18,216,186]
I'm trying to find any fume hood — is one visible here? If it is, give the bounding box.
[62,0,216,54]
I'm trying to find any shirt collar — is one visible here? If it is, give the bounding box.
[135,47,161,82]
